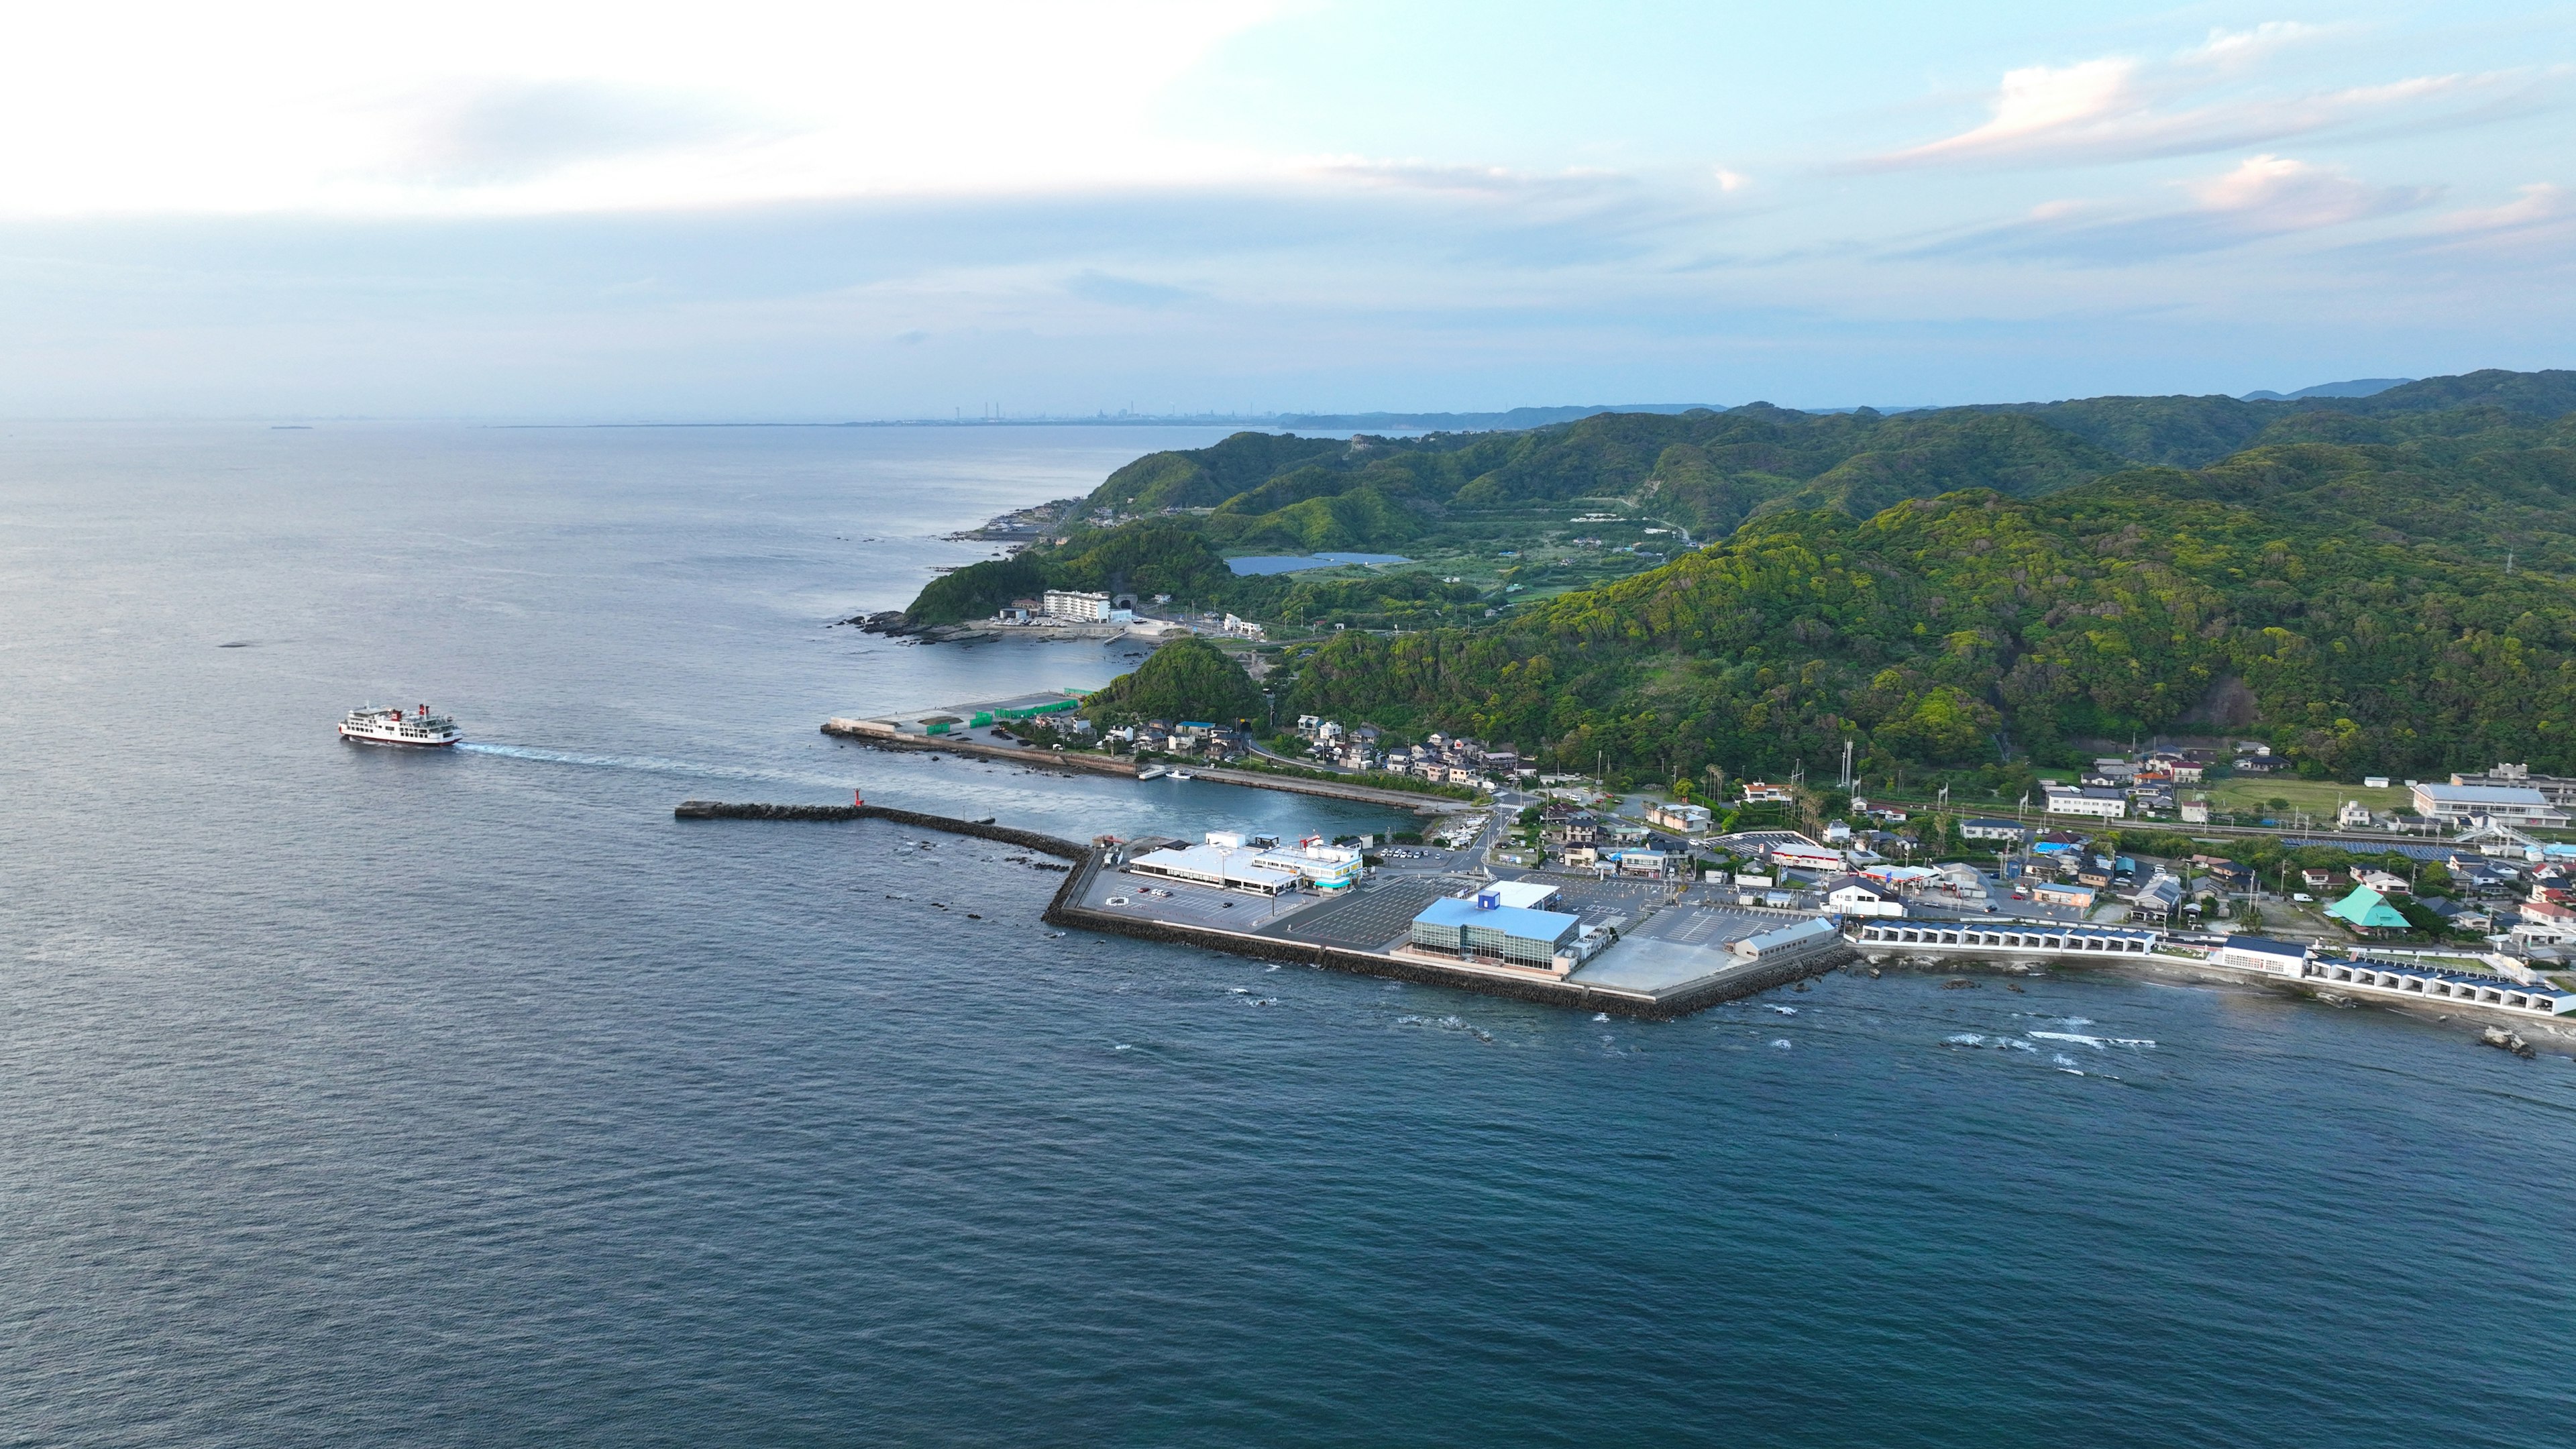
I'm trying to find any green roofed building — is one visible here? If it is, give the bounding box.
[2324,885,2410,937]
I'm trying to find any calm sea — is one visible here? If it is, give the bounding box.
[2,422,2569,1447]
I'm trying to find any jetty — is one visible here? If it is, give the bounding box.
[674,799,1085,859]
[821,716,1469,814]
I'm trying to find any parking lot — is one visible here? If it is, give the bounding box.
[1079,867,1327,933]
[1258,875,1472,950]
[1571,904,1783,993]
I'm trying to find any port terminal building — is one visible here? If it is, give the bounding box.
[1406,892,1585,975]
[1124,832,1364,895]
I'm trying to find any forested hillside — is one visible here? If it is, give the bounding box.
[898,369,2576,783]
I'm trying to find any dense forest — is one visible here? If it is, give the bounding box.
[902,369,2576,782]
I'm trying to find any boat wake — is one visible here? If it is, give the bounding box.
[457,743,857,792]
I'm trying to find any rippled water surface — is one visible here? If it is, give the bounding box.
[3,423,2571,1446]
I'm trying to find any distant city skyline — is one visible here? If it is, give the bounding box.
[1,1,2567,418]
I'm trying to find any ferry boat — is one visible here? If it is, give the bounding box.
[1135,765,1169,781]
[339,703,462,747]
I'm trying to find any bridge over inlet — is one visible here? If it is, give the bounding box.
[1851,920,2165,965]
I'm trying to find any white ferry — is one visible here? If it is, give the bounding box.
[1135,765,1169,780]
[339,703,462,747]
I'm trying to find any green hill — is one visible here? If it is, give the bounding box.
[1081,637,1263,728]
[900,368,2576,784]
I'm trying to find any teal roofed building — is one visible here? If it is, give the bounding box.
[2324,885,2411,936]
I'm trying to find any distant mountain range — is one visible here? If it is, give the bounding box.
[2238,378,2414,402]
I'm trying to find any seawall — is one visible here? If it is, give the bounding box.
[1040,848,1847,1020]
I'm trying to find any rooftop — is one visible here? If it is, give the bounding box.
[1413,896,1580,941]
[2415,783,2553,806]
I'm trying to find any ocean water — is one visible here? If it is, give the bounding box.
[3,422,2571,1447]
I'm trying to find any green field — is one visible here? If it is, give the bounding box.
[2201,777,2411,816]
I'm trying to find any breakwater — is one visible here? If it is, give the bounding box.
[672,800,1086,859]
[819,720,1462,814]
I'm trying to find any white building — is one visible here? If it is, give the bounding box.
[2337,800,2375,829]
[1960,818,2027,843]
[1823,876,1904,917]
[1474,879,1564,912]
[2218,935,2310,978]
[2412,782,2572,826]
[1767,839,1849,873]
[1250,841,1363,890]
[1042,589,1112,622]
[1126,843,1297,895]
[1040,588,1112,621]
[2044,788,2128,820]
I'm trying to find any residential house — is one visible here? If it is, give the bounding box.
[2324,885,2412,937]
[1646,800,1715,835]
[2422,899,2493,934]
[1823,875,1904,917]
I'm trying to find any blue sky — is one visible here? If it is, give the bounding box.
[1,1,2568,417]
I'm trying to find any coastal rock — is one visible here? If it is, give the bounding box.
[2480,1025,2537,1059]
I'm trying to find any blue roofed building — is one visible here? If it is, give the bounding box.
[1407,894,1583,975]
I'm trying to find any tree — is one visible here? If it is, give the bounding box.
[1082,637,1264,727]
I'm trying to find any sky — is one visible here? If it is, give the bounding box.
[0,1,2569,418]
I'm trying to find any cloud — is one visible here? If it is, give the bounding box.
[2180,21,2330,69]
[1065,270,1197,309]
[385,80,779,185]
[1910,155,2438,264]
[2347,182,2576,266]
[1863,48,2556,170]
[2433,181,2574,234]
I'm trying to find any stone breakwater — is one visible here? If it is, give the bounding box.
[672,800,1086,859]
